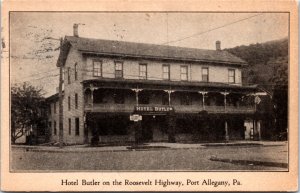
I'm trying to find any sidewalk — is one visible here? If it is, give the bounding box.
[11,140,287,153]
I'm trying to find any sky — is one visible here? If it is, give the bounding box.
[9,12,289,96]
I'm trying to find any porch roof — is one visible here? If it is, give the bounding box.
[82,78,258,93]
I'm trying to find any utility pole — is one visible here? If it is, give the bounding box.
[43,36,64,147]
[58,37,64,148]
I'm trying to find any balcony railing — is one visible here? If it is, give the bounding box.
[85,103,255,114]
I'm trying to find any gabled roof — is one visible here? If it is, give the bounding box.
[45,91,64,102]
[57,36,247,67]
[45,93,59,102]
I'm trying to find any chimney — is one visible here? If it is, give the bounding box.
[73,24,79,37]
[216,40,221,51]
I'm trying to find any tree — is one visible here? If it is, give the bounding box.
[11,82,46,144]
[270,59,288,137]
[225,38,288,139]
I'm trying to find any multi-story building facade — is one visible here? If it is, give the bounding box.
[47,29,268,145]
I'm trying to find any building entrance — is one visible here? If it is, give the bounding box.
[140,115,168,142]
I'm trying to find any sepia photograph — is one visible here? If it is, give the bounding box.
[8,11,289,172]
[1,1,298,191]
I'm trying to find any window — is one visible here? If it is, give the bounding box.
[228,69,235,83]
[93,60,102,77]
[139,64,147,79]
[162,64,170,80]
[202,67,209,82]
[68,96,71,111]
[180,94,191,105]
[93,89,105,103]
[54,121,57,135]
[62,68,65,82]
[114,91,125,104]
[139,92,150,104]
[48,121,52,131]
[74,63,78,80]
[54,102,57,114]
[67,67,71,84]
[162,94,169,105]
[68,118,71,135]
[75,93,78,109]
[180,66,188,81]
[115,61,123,78]
[49,105,51,115]
[75,118,80,136]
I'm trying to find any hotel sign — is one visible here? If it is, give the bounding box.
[130,114,142,122]
[134,106,175,114]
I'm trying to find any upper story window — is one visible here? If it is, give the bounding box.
[114,91,125,104]
[139,64,147,79]
[228,69,235,83]
[180,66,188,81]
[94,89,105,103]
[68,96,71,111]
[202,67,209,82]
[162,94,169,105]
[53,121,57,135]
[54,102,57,114]
[115,61,123,78]
[139,92,150,104]
[74,63,78,80]
[68,118,71,135]
[67,67,71,84]
[93,60,102,77]
[75,117,80,136]
[49,105,51,115]
[162,64,170,80]
[180,94,191,105]
[75,93,78,109]
[62,68,65,82]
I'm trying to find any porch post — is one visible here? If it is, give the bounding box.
[225,120,229,142]
[131,87,143,145]
[134,121,142,145]
[90,85,94,108]
[198,91,208,110]
[131,88,143,106]
[221,91,229,112]
[83,113,89,144]
[167,111,176,143]
[164,90,175,106]
[91,119,99,146]
[257,120,261,140]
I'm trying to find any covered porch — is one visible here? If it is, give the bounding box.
[82,79,263,145]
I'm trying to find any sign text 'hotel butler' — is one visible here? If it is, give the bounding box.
[134,106,175,114]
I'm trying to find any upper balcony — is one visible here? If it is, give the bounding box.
[84,103,255,114]
[84,87,256,115]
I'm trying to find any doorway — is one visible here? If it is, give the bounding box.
[141,115,167,142]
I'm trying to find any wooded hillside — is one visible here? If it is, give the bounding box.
[225,38,288,133]
[225,38,288,93]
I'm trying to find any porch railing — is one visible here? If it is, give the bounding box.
[85,103,255,114]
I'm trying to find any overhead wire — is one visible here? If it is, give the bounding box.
[13,13,287,88]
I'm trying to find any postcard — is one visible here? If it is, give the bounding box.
[1,0,298,191]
